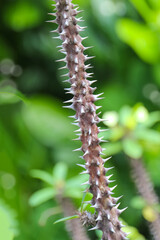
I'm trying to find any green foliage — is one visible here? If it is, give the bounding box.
[0,200,18,240]
[0,0,159,239]
[54,215,79,225]
[4,0,42,31]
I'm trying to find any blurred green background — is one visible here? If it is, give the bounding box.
[0,0,160,239]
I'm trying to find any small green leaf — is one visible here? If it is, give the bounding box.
[30,169,53,186]
[134,129,160,145]
[122,138,143,159]
[53,162,68,182]
[143,111,160,127]
[29,188,55,207]
[103,142,122,156]
[54,215,79,224]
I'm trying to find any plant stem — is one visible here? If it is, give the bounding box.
[50,1,127,239]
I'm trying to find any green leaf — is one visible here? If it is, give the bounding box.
[122,138,143,159]
[143,111,160,127]
[120,218,146,240]
[65,175,86,199]
[29,188,55,207]
[103,142,122,156]
[54,215,79,224]
[30,169,54,186]
[22,96,75,147]
[134,129,160,144]
[0,200,18,240]
[53,162,68,182]
[0,86,28,105]
[130,0,155,23]
[116,19,159,63]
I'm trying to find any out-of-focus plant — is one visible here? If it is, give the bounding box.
[102,103,160,239]
[29,162,91,240]
[102,103,160,160]
[116,0,160,64]
[0,200,18,240]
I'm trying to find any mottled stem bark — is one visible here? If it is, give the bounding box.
[61,198,90,240]
[50,0,127,239]
[130,158,160,240]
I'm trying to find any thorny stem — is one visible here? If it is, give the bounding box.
[50,0,127,239]
[130,158,160,240]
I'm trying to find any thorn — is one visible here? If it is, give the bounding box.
[98,128,108,133]
[76,17,84,22]
[59,49,66,54]
[81,181,89,186]
[115,203,121,209]
[61,73,69,78]
[74,128,81,132]
[68,115,76,119]
[118,207,128,215]
[73,137,80,141]
[72,122,79,126]
[50,29,58,33]
[84,64,93,70]
[84,55,95,61]
[105,166,114,173]
[88,127,92,135]
[63,79,70,83]
[73,147,82,152]
[99,137,107,143]
[107,213,111,220]
[90,202,98,209]
[88,225,99,231]
[81,36,88,41]
[80,170,89,175]
[97,169,101,177]
[63,104,74,110]
[103,156,112,164]
[63,98,74,104]
[120,221,125,228]
[59,65,67,70]
[110,227,115,234]
[96,214,102,221]
[83,149,89,156]
[46,20,56,24]
[90,87,97,92]
[89,80,97,85]
[56,58,66,62]
[56,45,62,49]
[76,164,86,169]
[78,26,87,32]
[84,46,93,51]
[114,196,123,203]
[48,12,57,17]
[52,36,61,40]
[97,189,101,199]
[110,185,117,192]
[107,174,113,180]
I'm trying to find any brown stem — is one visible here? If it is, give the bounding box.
[61,198,90,240]
[130,158,160,240]
[50,1,127,239]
